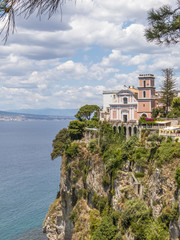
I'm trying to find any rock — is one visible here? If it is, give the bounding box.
[169,220,180,240]
[43,145,180,240]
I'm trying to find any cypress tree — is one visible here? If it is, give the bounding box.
[160,68,176,116]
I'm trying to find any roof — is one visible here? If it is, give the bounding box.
[138,74,155,79]
[117,89,135,95]
[128,88,138,94]
[103,91,119,94]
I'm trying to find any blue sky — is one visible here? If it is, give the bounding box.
[0,0,179,111]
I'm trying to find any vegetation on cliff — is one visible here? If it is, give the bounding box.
[48,106,180,240]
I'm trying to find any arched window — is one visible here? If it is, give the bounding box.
[143,91,146,98]
[123,97,128,104]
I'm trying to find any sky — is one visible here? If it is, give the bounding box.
[0,0,179,111]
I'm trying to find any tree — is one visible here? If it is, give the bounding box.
[0,0,70,42]
[68,120,86,140]
[51,128,70,160]
[175,163,180,187]
[75,105,100,121]
[92,216,117,240]
[145,0,180,45]
[119,125,126,142]
[172,96,180,110]
[160,68,176,115]
[167,97,180,118]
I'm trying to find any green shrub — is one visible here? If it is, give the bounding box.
[92,193,108,214]
[72,168,81,183]
[147,133,164,143]
[155,142,180,166]
[90,209,101,235]
[99,121,114,153]
[147,166,153,178]
[160,202,179,227]
[114,233,123,240]
[69,209,78,224]
[144,220,169,240]
[89,139,98,153]
[65,143,79,158]
[92,215,117,240]
[110,210,120,226]
[133,147,149,167]
[121,199,157,239]
[103,146,124,175]
[134,172,145,178]
[78,188,88,199]
[152,107,160,118]
[82,165,89,186]
[121,135,139,161]
[121,199,150,229]
[167,136,173,142]
[51,128,70,160]
[102,173,110,188]
[175,164,180,187]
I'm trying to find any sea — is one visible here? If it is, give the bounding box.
[0,120,70,240]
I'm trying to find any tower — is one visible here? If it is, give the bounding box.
[137,74,156,119]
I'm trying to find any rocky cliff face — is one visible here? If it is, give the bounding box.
[43,143,180,240]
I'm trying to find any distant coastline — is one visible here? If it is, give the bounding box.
[0,111,75,121]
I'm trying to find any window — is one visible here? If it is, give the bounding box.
[123,115,127,123]
[143,91,146,98]
[123,97,128,104]
[143,104,145,107]
[143,81,146,87]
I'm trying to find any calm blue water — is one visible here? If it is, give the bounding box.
[0,121,69,240]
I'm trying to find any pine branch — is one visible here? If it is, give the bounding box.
[0,0,74,42]
[145,1,180,45]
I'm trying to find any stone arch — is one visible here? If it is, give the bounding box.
[118,126,121,134]
[128,126,132,137]
[124,126,127,137]
[134,126,137,135]
[141,113,147,118]
[113,126,116,133]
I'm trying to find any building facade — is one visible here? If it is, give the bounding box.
[100,74,156,122]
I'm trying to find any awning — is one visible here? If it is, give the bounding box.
[155,121,171,124]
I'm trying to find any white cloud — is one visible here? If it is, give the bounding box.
[0,0,179,110]
[57,60,88,75]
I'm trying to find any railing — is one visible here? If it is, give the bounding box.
[159,133,180,137]
[139,125,165,129]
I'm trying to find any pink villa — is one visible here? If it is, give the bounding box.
[100,74,156,123]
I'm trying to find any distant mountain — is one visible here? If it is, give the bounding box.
[6,108,78,117]
[0,110,75,121]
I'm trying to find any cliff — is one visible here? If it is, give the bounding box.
[43,137,180,240]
